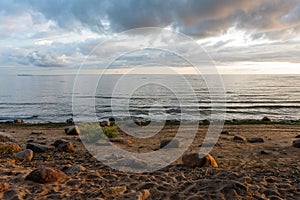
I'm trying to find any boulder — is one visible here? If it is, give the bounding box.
[66,118,74,124]
[53,139,69,147]
[182,153,218,168]
[247,137,264,143]
[26,142,49,153]
[160,139,180,149]
[26,165,67,183]
[13,119,24,124]
[0,132,16,142]
[233,135,247,142]
[292,140,300,148]
[261,117,272,122]
[0,182,10,192]
[0,142,22,154]
[15,149,34,162]
[65,126,80,135]
[58,142,74,153]
[100,120,110,127]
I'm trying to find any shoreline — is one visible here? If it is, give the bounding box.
[2,118,300,127]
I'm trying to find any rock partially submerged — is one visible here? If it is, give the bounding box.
[26,142,49,153]
[14,119,24,124]
[261,117,272,122]
[15,149,34,162]
[26,165,67,184]
[182,153,218,168]
[292,139,300,148]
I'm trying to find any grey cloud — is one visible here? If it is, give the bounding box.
[1,0,300,39]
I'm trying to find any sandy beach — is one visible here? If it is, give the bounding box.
[0,122,299,199]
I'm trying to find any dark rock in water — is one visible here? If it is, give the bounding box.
[292,139,300,148]
[65,126,80,135]
[261,117,272,122]
[26,165,66,183]
[109,117,116,126]
[182,153,218,168]
[58,142,74,153]
[13,119,24,124]
[0,132,16,142]
[15,149,34,161]
[66,118,74,124]
[233,135,247,142]
[247,137,264,143]
[201,119,210,125]
[295,135,300,138]
[160,139,180,149]
[100,120,110,127]
[0,182,10,192]
[26,142,49,153]
[221,130,229,135]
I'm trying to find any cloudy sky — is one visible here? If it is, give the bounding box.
[1,0,300,74]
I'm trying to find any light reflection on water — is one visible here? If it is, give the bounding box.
[0,74,299,122]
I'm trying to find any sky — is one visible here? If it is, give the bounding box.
[1,0,300,74]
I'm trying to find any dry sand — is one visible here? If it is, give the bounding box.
[0,123,299,199]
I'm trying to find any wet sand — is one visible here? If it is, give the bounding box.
[0,123,299,199]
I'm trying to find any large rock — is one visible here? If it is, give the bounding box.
[182,153,218,168]
[58,142,74,153]
[0,182,10,192]
[53,139,69,147]
[247,137,264,143]
[26,165,67,183]
[65,126,80,135]
[0,132,16,142]
[292,140,300,148]
[0,142,22,154]
[233,135,247,142]
[160,139,180,149]
[15,149,34,162]
[261,117,272,122]
[14,119,24,124]
[26,143,49,153]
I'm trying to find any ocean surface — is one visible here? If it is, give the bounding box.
[0,74,299,123]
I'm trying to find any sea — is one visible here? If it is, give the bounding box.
[0,74,299,123]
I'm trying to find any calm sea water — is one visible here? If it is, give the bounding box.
[0,74,299,122]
